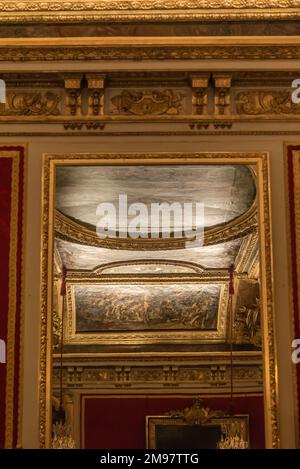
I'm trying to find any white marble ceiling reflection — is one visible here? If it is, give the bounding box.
[55,237,242,271]
[55,164,256,231]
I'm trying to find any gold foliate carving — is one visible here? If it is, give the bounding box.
[1,46,300,62]
[0,1,300,23]
[52,307,62,353]
[0,1,299,12]
[236,90,300,115]
[261,154,279,448]
[0,91,61,116]
[234,298,262,348]
[52,362,263,391]
[166,399,225,424]
[234,366,263,382]
[110,89,185,116]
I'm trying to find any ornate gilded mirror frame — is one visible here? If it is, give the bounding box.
[146,399,250,449]
[39,151,278,448]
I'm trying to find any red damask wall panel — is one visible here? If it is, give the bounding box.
[81,395,265,449]
[0,146,26,448]
[286,145,300,447]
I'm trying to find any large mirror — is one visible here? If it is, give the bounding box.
[40,152,278,448]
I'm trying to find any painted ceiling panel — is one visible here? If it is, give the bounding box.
[74,283,221,333]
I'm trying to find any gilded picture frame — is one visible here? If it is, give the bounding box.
[64,278,229,346]
[40,151,278,449]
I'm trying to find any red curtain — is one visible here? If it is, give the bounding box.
[82,395,265,449]
[0,146,26,448]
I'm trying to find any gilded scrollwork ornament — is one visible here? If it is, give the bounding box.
[0,91,61,116]
[236,90,300,115]
[110,89,185,116]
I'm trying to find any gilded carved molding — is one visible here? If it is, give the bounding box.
[67,263,230,279]
[1,44,300,61]
[235,90,300,115]
[110,89,186,116]
[233,298,262,348]
[0,1,300,23]
[0,71,299,125]
[55,205,258,250]
[0,91,61,116]
[52,359,264,392]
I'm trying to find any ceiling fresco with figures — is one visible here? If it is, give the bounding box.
[53,163,260,352]
[74,283,221,332]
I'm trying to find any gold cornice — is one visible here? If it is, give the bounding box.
[0,1,300,23]
[0,37,300,61]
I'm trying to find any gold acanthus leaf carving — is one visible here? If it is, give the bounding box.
[235,91,300,115]
[234,298,262,348]
[110,89,185,115]
[0,91,61,116]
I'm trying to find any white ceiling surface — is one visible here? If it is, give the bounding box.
[55,237,242,271]
[55,164,256,231]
